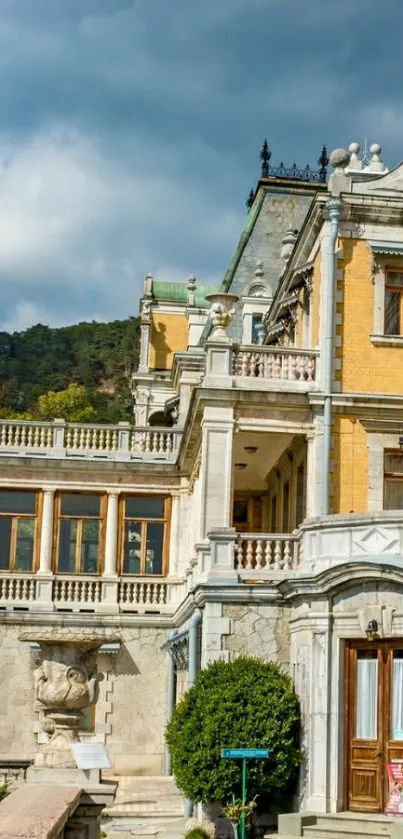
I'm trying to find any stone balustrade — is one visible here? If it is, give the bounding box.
[235,533,300,573]
[0,419,182,462]
[232,345,318,383]
[0,573,175,614]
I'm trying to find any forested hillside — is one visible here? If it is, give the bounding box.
[0,318,140,423]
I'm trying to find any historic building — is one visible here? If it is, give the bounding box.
[3,139,403,821]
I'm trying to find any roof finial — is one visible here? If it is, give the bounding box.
[318,145,329,182]
[347,142,362,171]
[187,274,196,306]
[246,188,254,211]
[260,139,271,178]
[367,143,386,173]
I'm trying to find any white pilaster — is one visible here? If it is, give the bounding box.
[199,405,234,538]
[306,415,324,518]
[306,610,332,812]
[38,489,55,574]
[103,491,119,577]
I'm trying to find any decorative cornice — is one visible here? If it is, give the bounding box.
[279,560,403,600]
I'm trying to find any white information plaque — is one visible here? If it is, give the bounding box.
[71,742,111,770]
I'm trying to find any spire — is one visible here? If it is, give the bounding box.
[246,188,254,211]
[260,139,271,178]
[318,145,329,182]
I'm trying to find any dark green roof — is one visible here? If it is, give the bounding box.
[152,282,219,308]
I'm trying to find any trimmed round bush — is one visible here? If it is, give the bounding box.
[166,656,302,805]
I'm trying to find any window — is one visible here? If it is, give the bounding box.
[0,490,38,572]
[385,272,403,336]
[120,496,170,575]
[251,315,264,344]
[296,464,306,526]
[56,493,105,574]
[282,481,290,532]
[384,452,403,509]
[270,495,277,531]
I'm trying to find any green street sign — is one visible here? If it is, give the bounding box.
[221,748,270,839]
[221,748,269,759]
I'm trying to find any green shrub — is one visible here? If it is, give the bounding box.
[185,829,212,839]
[0,785,8,802]
[166,657,302,805]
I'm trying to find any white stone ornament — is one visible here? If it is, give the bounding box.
[205,292,239,340]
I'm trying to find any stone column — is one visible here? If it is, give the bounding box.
[199,405,234,538]
[38,489,55,574]
[103,491,119,577]
[101,491,119,613]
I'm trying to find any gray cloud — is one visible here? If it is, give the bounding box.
[0,0,403,329]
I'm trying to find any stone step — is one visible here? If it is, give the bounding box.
[303,824,391,839]
[104,775,184,819]
[315,815,391,834]
[103,815,187,839]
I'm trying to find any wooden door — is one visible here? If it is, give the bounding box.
[345,641,403,812]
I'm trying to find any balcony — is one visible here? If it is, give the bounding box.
[232,345,319,390]
[0,420,182,463]
[0,573,177,614]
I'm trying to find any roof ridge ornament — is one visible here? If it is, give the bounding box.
[260,139,271,178]
[258,140,329,183]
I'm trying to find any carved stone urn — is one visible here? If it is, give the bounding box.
[205,292,239,341]
[20,632,120,769]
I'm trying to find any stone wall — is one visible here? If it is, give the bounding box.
[0,623,36,757]
[222,601,291,668]
[0,620,167,777]
[105,625,167,775]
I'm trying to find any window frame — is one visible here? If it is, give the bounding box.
[384,271,403,336]
[371,259,403,345]
[118,495,171,576]
[0,489,41,573]
[383,450,403,510]
[54,492,106,575]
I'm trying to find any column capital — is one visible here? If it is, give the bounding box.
[106,489,121,498]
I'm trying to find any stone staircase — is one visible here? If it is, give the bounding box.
[103,775,184,822]
[276,812,399,839]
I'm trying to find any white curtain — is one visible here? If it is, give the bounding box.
[393,658,403,740]
[356,657,378,740]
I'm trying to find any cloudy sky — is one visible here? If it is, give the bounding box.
[1,0,402,331]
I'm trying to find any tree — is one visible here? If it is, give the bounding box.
[0,316,139,420]
[165,657,302,806]
[36,384,97,422]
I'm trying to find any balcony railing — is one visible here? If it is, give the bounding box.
[0,420,182,462]
[235,533,300,573]
[232,346,318,383]
[0,573,175,614]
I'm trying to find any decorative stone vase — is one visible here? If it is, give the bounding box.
[205,293,239,341]
[20,631,120,769]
